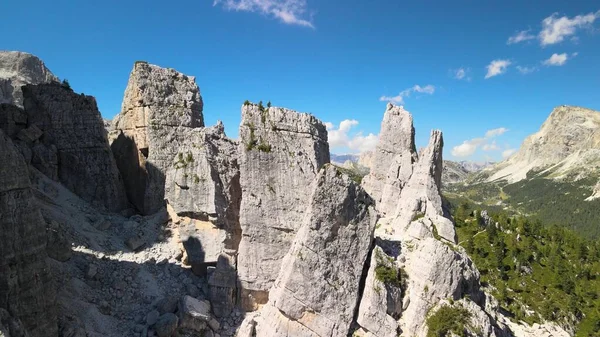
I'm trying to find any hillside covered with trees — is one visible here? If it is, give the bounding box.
[451,202,600,336]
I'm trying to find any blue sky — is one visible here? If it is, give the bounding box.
[1,0,599,161]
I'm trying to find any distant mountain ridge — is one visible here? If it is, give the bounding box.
[442,160,494,185]
[481,105,600,184]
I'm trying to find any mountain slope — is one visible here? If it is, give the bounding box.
[484,105,600,183]
[446,105,600,237]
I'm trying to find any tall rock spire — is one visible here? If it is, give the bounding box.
[362,103,417,216]
[236,102,330,310]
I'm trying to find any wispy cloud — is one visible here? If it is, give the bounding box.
[542,52,578,66]
[507,30,535,44]
[485,59,511,79]
[485,127,509,138]
[516,65,538,74]
[325,120,379,154]
[452,128,510,158]
[379,84,435,104]
[451,67,471,81]
[539,11,600,46]
[213,0,314,28]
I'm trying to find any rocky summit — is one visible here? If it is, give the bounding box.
[0,51,58,107]
[0,52,571,337]
[483,105,600,183]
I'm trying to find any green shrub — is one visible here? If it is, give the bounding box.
[257,142,272,153]
[426,305,471,337]
[61,79,72,90]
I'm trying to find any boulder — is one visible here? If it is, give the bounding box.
[178,296,211,332]
[248,165,377,337]
[0,130,58,337]
[237,103,330,309]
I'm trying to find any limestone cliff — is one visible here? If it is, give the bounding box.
[354,103,568,337]
[485,105,600,183]
[111,62,241,276]
[239,165,377,336]
[0,51,58,108]
[111,61,205,215]
[20,83,129,212]
[0,130,57,337]
[236,103,330,309]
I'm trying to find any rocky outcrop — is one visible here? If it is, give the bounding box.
[390,130,456,242]
[362,104,417,216]
[0,51,58,107]
[240,165,377,336]
[111,61,204,215]
[111,62,241,277]
[19,83,129,212]
[0,130,57,337]
[485,105,600,183]
[236,103,330,309]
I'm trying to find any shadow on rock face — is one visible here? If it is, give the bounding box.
[110,131,151,215]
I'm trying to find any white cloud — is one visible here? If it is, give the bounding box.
[516,65,538,74]
[452,138,485,157]
[502,148,517,158]
[542,52,579,66]
[507,30,536,44]
[542,53,569,66]
[482,141,500,151]
[485,59,512,79]
[539,11,600,46]
[379,84,435,104]
[213,0,314,28]
[485,127,509,138]
[451,128,509,158]
[452,67,471,81]
[326,119,378,153]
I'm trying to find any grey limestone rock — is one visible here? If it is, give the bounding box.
[111,61,204,215]
[0,51,58,108]
[20,83,128,212]
[244,165,377,337]
[236,103,330,310]
[178,296,211,333]
[0,130,57,337]
[391,129,456,243]
[362,103,416,216]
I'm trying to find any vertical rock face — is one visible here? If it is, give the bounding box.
[0,51,58,107]
[362,103,417,216]
[356,243,404,337]
[111,62,240,274]
[0,130,57,337]
[392,129,456,243]
[243,165,377,337]
[21,83,128,212]
[111,61,206,215]
[236,103,330,309]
